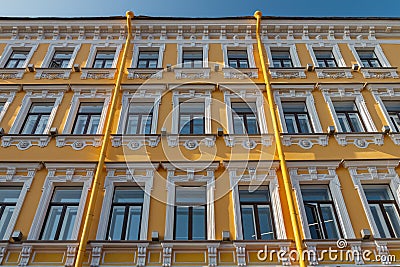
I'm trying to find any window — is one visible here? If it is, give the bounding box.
[107,187,144,240]
[93,51,115,68]
[271,49,293,68]
[179,102,204,134]
[282,102,313,134]
[363,185,400,238]
[125,102,153,135]
[301,186,342,239]
[0,102,5,114]
[384,101,400,132]
[239,186,275,240]
[40,187,82,240]
[174,186,206,240]
[49,50,73,68]
[227,50,249,68]
[333,101,365,133]
[314,50,338,68]
[231,102,259,134]
[5,50,29,68]
[0,187,21,240]
[72,102,103,134]
[20,102,54,134]
[182,50,203,68]
[357,49,382,68]
[137,50,159,68]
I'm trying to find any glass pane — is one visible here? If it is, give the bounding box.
[239,60,249,68]
[192,116,204,134]
[301,186,331,201]
[239,187,270,202]
[125,115,139,134]
[228,50,248,59]
[284,114,297,134]
[73,115,88,134]
[282,102,307,113]
[384,204,400,237]
[87,115,100,134]
[298,114,312,133]
[349,113,365,132]
[363,186,392,201]
[21,115,38,134]
[241,205,257,240]
[0,187,21,202]
[175,207,189,240]
[0,102,4,113]
[233,115,245,134]
[232,102,257,113]
[126,206,142,240]
[179,115,191,134]
[34,115,49,134]
[138,51,158,60]
[114,187,144,203]
[333,101,357,112]
[369,204,391,238]
[30,103,54,113]
[78,103,103,113]
[383,101,400,112]
[148,60,158,68]
[192,206,206,240]
[176,187,206,205]
[337,113,352,133]
[137,61,147,68]
[128,103,153,114]
[103,60,113,68]
[246,115,259,134]
[59,206,78,240]
[320,204,340,239]
[180,102,204,113]
[52,188,82,203]
[140,115,152,134]
[229,60,238,68]
[305,204,321,239]
[41,206,62,240]
[0,206,15,239]
[258,205,274,240]
[108,206,125,240]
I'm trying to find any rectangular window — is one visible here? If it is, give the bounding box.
[49,50,73,68]
[227,50,249,68]
[333,101,365,133]
[182,50,203,68]
[357,49,382,68]
[93,51,115,68]
[72,102,103,134]
[174,186,206,240]
[231,102,259,134]
[0,187,21,239]
[40,187,82,240]
[282,102,313,134]
[179,102,204,134]
[20,102,54,134]
[107,187,144,240]
[137,50,159,68]
[271,49,293,68]
[125,103,153,134]
[314,50,338,68]
[383,101,400,132]
[363,185,400,238]
[0,102,5,113]
[5,50,29,68]
[239,186,275,240]
[301,185,342,239]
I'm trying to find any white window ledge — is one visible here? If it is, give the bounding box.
[269,67,306,79]
[127,68,163,79]
[166,134,216,150]
[1,135,51,150]
[80,68,117,79]
[111,134,161,150]
[223,134,273,149]
[361,67,399,79]
[389,133,400,145]
[174,67,210,79]
[0,68,25,79]
[34,68,72,80]
[334,133,384,148]
[315,67,353,79]
[56,135,103,150]
[222,67,259,79]
[282,134,329,149]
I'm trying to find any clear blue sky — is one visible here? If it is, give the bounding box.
[1,0,399,17]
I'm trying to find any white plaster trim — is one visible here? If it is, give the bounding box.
[166,134,216,149]
[0,88,18,123]
[55,135,103,150]
[111,135,160,150]
[334,132,384,148]
[131,43,165,69]
[223,134,273,149]
[127,68,163,79]
[177,43,209,68]
[40,43,81,69]
[174,67,211,79]
[221,43,258,79]
[282,134,329,149]
[265,43,302,68]
[84,43,122,69]
[306,42,346,68]
[0,42,39,68]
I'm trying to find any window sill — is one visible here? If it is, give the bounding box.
[127,68,163,79]
[222,67,258,79]
[281,133,328,149]
[314,67,353,79]
[223,134,273,149]
[56,134,103,150]
[80,68,117,79]
[174,67,210,79]
[1,134,51,150]
[334,132,384,148]
[111,134,160,150]
[167,134,216,149]
[360,67,399,79]
[34,68,72,79]
[0,68,25,79]
[268,67,306,79]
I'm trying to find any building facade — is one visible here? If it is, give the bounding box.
[0,13,399,267]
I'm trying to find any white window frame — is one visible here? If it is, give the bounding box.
[221,43,256,68]
[177,43,209,68]
[265,43,302,68]
[0,43,38,69]
[0,85,18,123]
[288,161,355,240]
[162,162,219,240]
[224,161,286,240]
[84,43,122,69]
[27,163,95,240]
[307,43,346,68]
[131,44,165,69]
[96,163,157,241]
[40,43,81,69]
[0,163,41,240]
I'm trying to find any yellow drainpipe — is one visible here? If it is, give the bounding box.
[74,10,134,267]
[253,11,306,267]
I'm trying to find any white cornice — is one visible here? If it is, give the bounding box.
[343,160,400,169]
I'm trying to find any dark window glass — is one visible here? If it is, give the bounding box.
[72,102,103,134]
[314,50,338,68]
[179,102,204,134]
[49,51,73,68]
[20,102,54,134]
[137,50,159,68]
[282,102,313,133]
[182,50,203,68]
[357,50,382,68]
[40,187,82,240]
[227,50,249,68]
[333,101,365,132]
[125,103,153,134]
[271,50,293,68]
[5,51,29,68]
[0,102,4,114]
[0,187,21,239]
[383,101,400,132]
[231,102,259,134]
[93,51,115,68]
